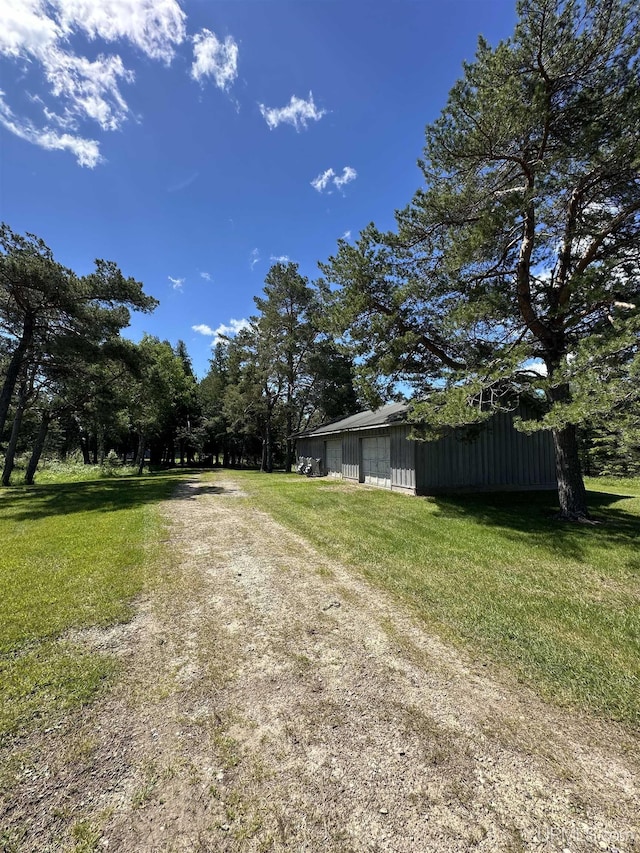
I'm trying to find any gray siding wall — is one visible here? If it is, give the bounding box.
[390,424,416,492]
[342,432,361,481]
[414,411,556,492]
[295,437,325,465]
[300,426,416,491]
[299,412,553,492]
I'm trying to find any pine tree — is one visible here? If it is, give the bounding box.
[322,0,640,519]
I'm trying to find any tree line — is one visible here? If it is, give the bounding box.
[2,0,639,520]
[200,262,358,472]
[0,232,358,481]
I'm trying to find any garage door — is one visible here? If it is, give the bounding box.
[361,436,391,488]
[325,440,342,477]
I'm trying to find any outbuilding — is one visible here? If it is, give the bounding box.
[295,402,556,494]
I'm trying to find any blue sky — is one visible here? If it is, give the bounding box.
[1,0,517,377]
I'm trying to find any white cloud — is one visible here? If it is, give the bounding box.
[211,318,251,345]
[311,168,335,193]
[334,165,357,189]
[168,275,184,290]
[259,91,325,131]
[200,271,212,281]
[0,0,186,164]
[53,0,186,62]
[191,28,238,89]
[311,165,357,194]
[342,230,351,240]
[193,318,251,346]
[42,104,78,129]
[44,49,133,131]
[0,0,60,59]
[270,254,291,264]
[192,323,214,336]
[249,248,260,270]
[0,91,102,166]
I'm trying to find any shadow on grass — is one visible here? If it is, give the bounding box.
[0,469,198,522]
[430,489,639,563]
[184,483,244,498]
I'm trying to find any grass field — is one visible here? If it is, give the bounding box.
[227,470,640,727]
[0,465,182,744]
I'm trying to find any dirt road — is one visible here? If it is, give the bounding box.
[2,476,639,852]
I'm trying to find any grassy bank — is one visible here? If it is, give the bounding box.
[0,466,182,743]
[227,471,640,727]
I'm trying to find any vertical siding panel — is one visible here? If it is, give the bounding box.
[506,413,515,485]
[526,424,533,486]
[390,425,415,492]
[487,420,498,486]
[481,424,489,485]
[441,434,448,488]
[409,431,416,490]
[456,431,464,486]
[503,414,511,485]
[343,433,359,480]
[521,418,529,485]
[296,437,324,462]
[536,429,545,484]
[440,434,448,488]
[516,423,524,485]
[391,427,399,488]
[500,414,510,485]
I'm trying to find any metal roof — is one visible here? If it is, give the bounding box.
[296,401,410,438]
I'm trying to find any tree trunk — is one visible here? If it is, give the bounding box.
[0,312,34,441]
[25,411,51,485]
[261,417,273,473]
[547,380,589,519]
[149,441,162,466]
[135,431,146,475]
[1,379,29,486]
[552,424,589,519]
[97,425,105,466]
[285,409,293,473]
[80,433,91,465]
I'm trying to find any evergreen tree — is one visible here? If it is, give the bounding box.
[174,340,202,465]
[0,225,158,482]
[199,343,232,465]
[254,262,319,471]
[322,0,640,519]
[128,336,197,473]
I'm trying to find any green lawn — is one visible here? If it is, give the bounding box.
[227,470,640,728]
[0,466,181,743]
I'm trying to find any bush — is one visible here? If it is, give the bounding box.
[101,449,121,476]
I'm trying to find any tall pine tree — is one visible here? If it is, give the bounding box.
[323,0,640,519]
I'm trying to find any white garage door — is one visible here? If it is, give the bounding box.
[361,436,391,488]
[325,440,342,477]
